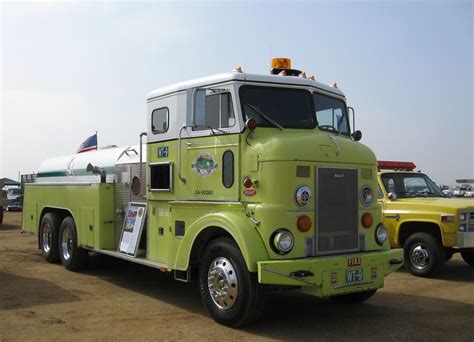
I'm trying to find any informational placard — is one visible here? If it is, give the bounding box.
[118,202,147,256]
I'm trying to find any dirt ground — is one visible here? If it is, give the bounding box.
[0,212,473,341]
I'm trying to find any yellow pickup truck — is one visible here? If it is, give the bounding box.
[377,161,474,277]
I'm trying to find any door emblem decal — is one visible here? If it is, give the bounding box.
[192,152,218,176]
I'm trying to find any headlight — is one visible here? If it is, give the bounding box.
[272,229,294,254]
[295,186,312,207]
[375,224,388,245]
[360,185,374,207]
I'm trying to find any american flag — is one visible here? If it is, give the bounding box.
[76,133,97,153]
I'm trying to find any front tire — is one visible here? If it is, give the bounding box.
[199,237,265,327]
[39,213,60,263]
[403,232,445,277]
[330,289,377,303]
[59,217,88,271]
[460,250,474,266]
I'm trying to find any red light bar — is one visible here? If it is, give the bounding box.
[378,160,416,171]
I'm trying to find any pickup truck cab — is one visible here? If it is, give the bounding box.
[377,161,474,277]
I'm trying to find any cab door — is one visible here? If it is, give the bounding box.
[181,91,240,202]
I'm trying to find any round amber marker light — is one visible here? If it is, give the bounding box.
[297,215,312,232]
[361,213,373,228]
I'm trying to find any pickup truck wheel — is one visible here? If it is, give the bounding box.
[330,289,377,303]
[39,213,60,263]
[403,233,445,277]
[460,251,474,266]
[199,237,265,327]
[59,217,88,271]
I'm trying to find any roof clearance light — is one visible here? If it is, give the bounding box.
[378,161,416,171]
[271,57,292,69]
[278,70,287,76]
[232,66,243,73]
[299,72,307,78]
[308,75,316,81]
[330,82,338,88]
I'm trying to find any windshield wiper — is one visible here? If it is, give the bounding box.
[246,104,283,131]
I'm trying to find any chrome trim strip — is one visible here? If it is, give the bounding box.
[332,280,375,289]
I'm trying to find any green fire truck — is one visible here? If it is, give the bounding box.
[22,58,403,327]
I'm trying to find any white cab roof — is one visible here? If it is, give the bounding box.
[147,72,346,101]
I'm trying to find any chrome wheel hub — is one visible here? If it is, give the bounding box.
[207,257,238,309]
[61,227,73,260]
[42,223,52,253]
[410,244,430,269]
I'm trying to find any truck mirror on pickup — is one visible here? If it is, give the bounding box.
[193,88,207,127]
[388,192,397,200]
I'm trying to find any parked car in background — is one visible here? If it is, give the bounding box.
[453,185,472,197]
[439,185,453,197]
[464,189,474,197]
[5,187,22,211]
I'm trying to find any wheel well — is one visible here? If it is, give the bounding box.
[38,208,73,248]
[189,226,234,277]
[398,221,442,246]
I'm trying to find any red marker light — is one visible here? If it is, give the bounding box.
[246,118,257,131]
[243,177,253,188]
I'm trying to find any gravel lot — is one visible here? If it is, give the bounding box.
[1,211,473,341]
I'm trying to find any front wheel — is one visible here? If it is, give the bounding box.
[460,250,474,266]
[199,237,265,327]
[59,217,88,271]
[330,289,377,303]
[403,233,445,277]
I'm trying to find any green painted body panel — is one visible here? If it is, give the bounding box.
[22,183,115,250]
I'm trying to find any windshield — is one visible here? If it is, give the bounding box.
[381,173,444,198]
[313,92,350,135]
[239,86,316,129]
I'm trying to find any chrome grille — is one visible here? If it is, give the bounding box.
[461,211,474,232]
[316,168,359,255]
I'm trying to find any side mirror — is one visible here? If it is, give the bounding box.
[351,130,362,141]
[388,192,397,200]
[193,88,207,127]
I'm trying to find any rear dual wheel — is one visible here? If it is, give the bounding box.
[59,217,88,271]
[39,213,60,263]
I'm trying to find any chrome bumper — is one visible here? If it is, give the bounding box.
[456,231,474,248]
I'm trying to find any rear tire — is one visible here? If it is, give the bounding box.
[39,213,60,263]
[403,232,445,277]
[460,251,474,266]
[59,217,88,271]
[330,289,377,303]
[199,237,265,327]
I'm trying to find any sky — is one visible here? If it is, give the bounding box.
[1,0,472,185]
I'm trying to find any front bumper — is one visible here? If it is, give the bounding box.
[257,249,403,297]
[456,231,474,248]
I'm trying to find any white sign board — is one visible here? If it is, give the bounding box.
[118,202,147,256]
